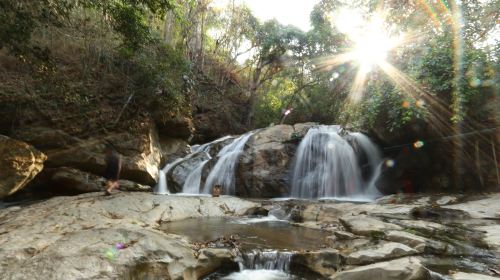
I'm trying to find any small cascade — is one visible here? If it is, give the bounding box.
[156,170,168,195]
[349,132,383,197]
[291,125,382,199]
[155,157,184,195]
[191,135,233,154]
[238,250,294,272]
[202,131,254,195]
[182,158,210,193]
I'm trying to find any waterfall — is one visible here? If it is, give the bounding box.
[291,125,382,199]
[155,157,184,195]
[238,250,294,272]
[191,135,233,154]
[202,131,254,195]
[182,158,210,193]
[349,132,383,197]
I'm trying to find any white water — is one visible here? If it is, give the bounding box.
[222,250,295,280]
[349,132,383,197]
[202,131,254,195]
[291,125,382,199]
[221,270,290,280]
[232,215,287,224]
[191,135,233,154]
[155,157,184,195]
[182,158,210,194]
[238,250,294,271]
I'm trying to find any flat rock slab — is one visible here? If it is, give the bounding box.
[477,225,500,251]
[385,231,428,249]
[451,272,500,280]
[331,257,430,280]
[340,215,402,236]
[346,242,418,265]
[444,194,500,219]
[0,193,258,280]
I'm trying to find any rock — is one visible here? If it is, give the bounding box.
[48,167,151,194]
[237,125,297,197]
[159,137,190,166]
[443,194,500,219]
[302,205,345,222]
[17,123,162,186]
[0,193,259,279]
[477,225,500,251]
[334,231,358,240]
[291,249,342,277]
[293,123,317,138]
[451,272,500,280]
[339,215,402,236]
[185,248,235,279]
[385,231,429,252]
[436,196,457,206]
[156,114,195,141]
[331,257,430,280]
[393,219,445,234]
[0,135,47,198]
[12,126,82,150]
[169,152,211,192]
[346,242,418,265]
[410,206,470,220]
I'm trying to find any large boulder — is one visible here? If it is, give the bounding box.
[159,137,190,166]
[47,167,151,194]
[156,114,195,141]
[0,135,47,198]
[236,125,298,197]
[13,123,162,186]
[291,249,342,278]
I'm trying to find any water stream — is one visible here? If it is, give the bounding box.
[202,132,255,195]
[291,125,382,199]
[155,157,184,195]
[159,125,383,200]
[162,216,327,280]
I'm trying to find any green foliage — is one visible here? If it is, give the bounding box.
[131,43,189,117]
[0,0,177,56]
[0,0,74,57]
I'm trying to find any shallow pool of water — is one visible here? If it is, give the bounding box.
[161,216,330,251]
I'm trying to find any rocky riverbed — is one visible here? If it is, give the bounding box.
[1,192,499,279]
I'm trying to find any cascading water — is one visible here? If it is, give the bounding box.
[202,131,254,195]
[182,158,210,194]
[238,250,293,271]
[349,132,383,197]
[291,125,382,199]
[217,250,295,280]
[155,157,184,195]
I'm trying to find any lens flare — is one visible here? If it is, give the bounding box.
[327,8,404,102]
[105,248,118,260]
[413,140,425,149]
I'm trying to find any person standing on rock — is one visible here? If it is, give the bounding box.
[104,141,122,196]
